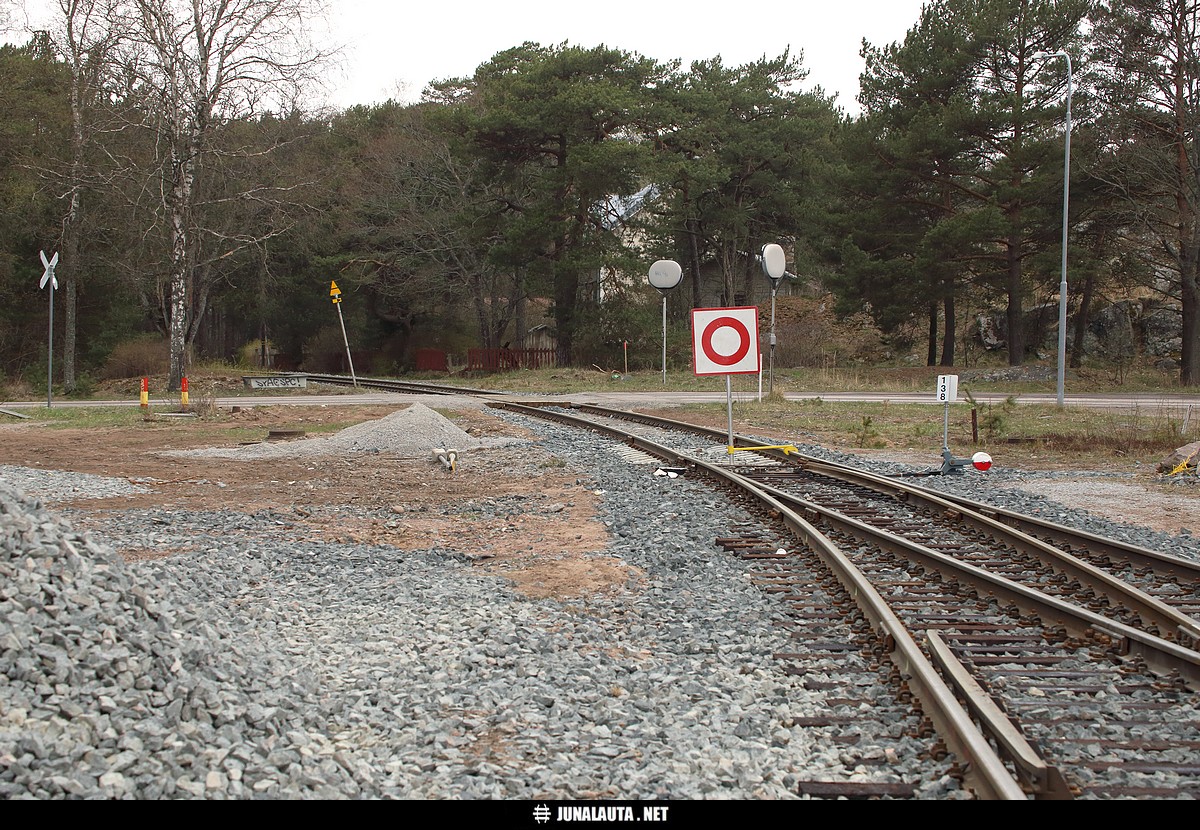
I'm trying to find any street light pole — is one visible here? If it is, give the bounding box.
[648,260,683,386]
[1036,51,1072,407]
[760,244,786,396]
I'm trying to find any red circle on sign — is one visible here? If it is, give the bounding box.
[701,316,751,366]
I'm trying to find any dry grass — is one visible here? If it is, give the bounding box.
[667,396,1197,474]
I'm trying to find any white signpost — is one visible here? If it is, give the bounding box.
[938,374,958,463]
[39,251,59,408]
[936,373,958,404]
[691,307,761,452]
[691,307,761,377]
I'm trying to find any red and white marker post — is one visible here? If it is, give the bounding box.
[937,374,994,474]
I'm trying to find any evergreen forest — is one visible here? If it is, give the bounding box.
[1,0,1197,392]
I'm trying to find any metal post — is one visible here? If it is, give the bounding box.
[759,244,786,397]
[39,251,58,408]
[726,374,734,452]
[769,286,777,396]
[46,281,54,408]
[1056,55,1072,408]
[661,295,668,387]
[335,301,358,388]
[1036,51,1072,407]
[647,260,682,387]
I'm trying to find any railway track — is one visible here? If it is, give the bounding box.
[285,372,1200,799]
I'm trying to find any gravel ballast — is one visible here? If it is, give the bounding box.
[1,405,1195,800]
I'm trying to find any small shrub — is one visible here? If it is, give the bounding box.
[0,374,34,400]
[101,337,170,380]
[964,389,1018,441]
[188,391,219,419]
[238,340,278,370]
[855,415,882,448]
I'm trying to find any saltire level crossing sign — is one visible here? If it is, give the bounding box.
[690,306,760,376]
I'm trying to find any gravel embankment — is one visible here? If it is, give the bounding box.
[1,407,1195,800]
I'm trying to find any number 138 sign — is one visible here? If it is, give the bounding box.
[937,374,959,403]
[691,307,760,376]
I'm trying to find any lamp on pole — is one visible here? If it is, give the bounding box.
[648,260,683,386]
[1035,50,1072,407]
[760,244,786,396]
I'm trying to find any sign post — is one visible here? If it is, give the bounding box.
[330,280,358,389]
[935,375,991,474]
[691,306,794,456]
[39,251,59,408]
[937,373,959,457]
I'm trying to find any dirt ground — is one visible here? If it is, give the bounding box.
[0,404,638,602]
[1,402,1195,599]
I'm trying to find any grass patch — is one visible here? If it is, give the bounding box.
[666,397,1194,472]
[429,362,1188,396]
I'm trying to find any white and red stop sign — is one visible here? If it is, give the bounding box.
[691,307,760,376]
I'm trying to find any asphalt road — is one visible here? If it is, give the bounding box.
[4,388,1199,416]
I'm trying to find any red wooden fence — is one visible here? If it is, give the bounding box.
[414,349,448,371]
[467,348,558,372]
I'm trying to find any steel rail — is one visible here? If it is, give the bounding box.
[277,372,507,397]
[501,400,1200,794]
[925,630,1074,800]
[915,488,1200,582]
[573,402,1199,579]
[796,458,1200,645]
[567,403,1200,644]
[712,453,1200,692]
[491,400,1029,800]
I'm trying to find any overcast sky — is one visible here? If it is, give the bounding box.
[10,0,931,115]
[323,0,929,113]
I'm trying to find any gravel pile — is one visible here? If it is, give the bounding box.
[1,405,1195,800]
[162,403,522,460]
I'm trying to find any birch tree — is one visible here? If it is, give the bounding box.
[49,0,126,392]
[128,0,330,389]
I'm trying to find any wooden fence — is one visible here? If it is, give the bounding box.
[467,348,558,372]
[413,349,448,372]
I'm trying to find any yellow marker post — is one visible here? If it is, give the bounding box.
[181,376,189,407]
[329,279,357,387]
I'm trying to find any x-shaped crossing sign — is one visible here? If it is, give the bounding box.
[39,250,59,290]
